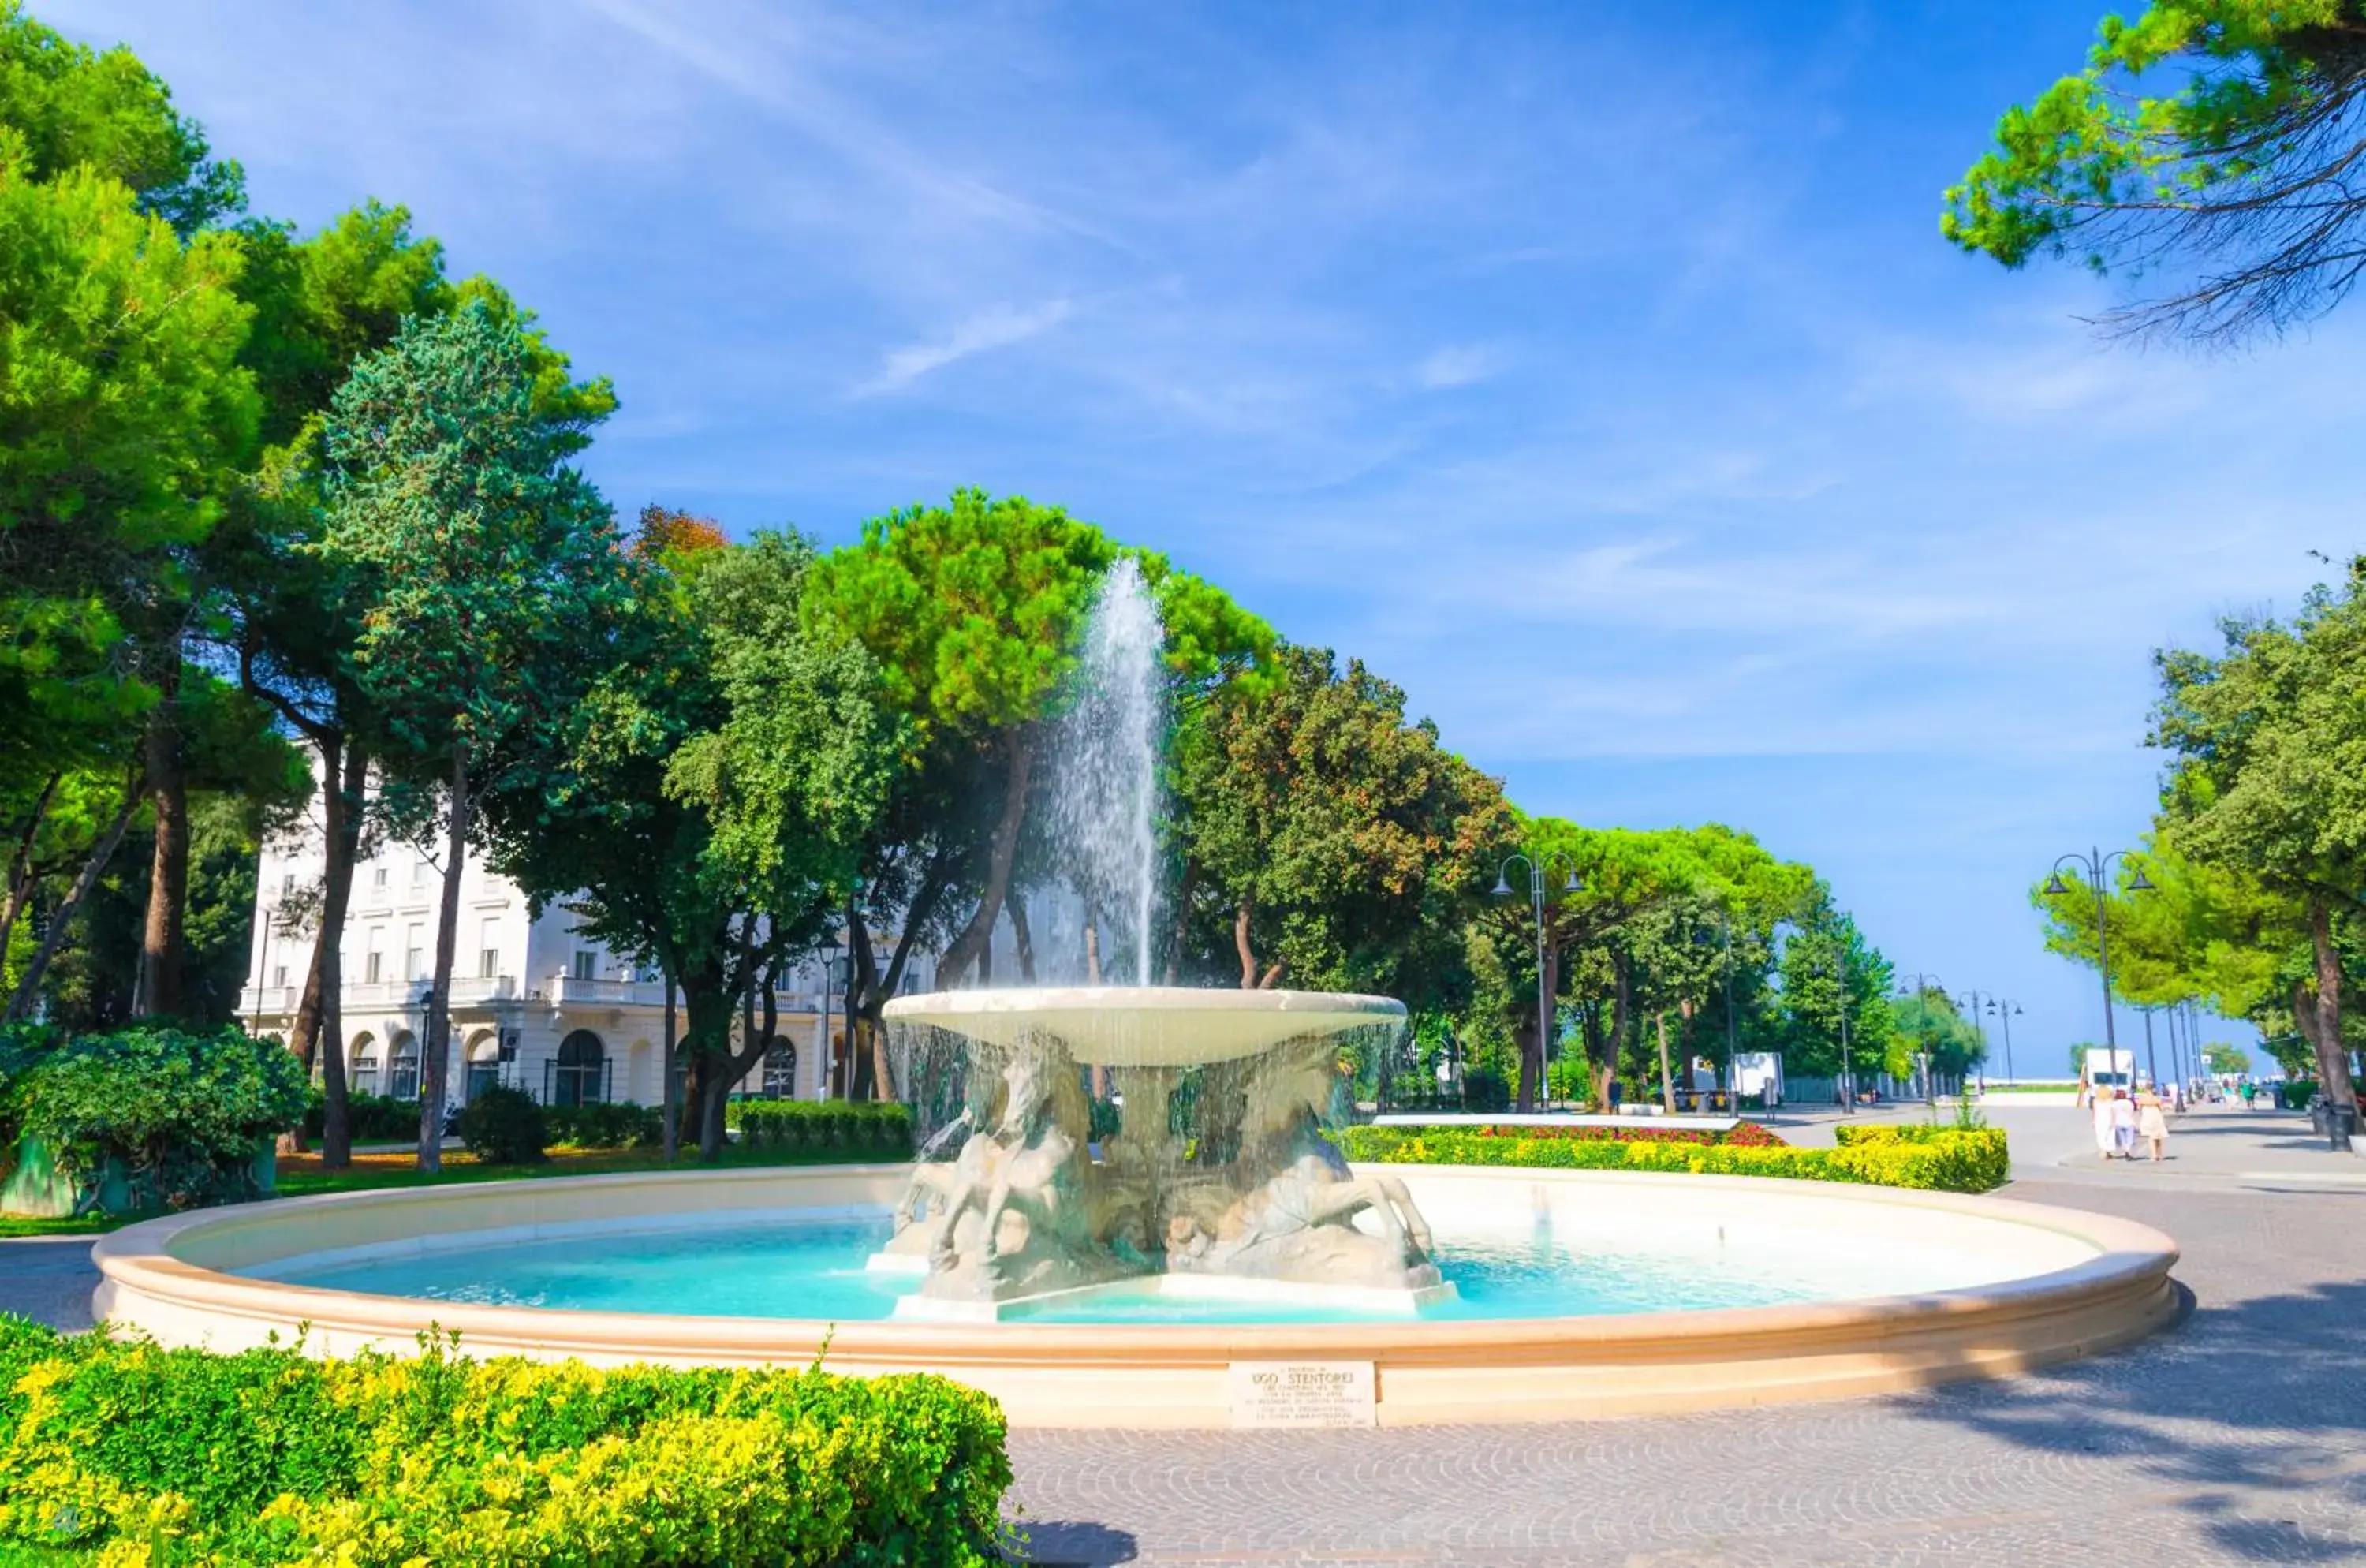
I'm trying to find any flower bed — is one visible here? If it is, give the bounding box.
[726,1098,914,1155]
[0,1314,1009,1565]
[1338,1123,2010,1193]
[1403,1120,1789,1148]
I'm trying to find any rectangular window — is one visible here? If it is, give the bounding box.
[573,950,597,981]
[411,858,427,887]
[479,918,501,980]
[364,928,386,984]
[271,965,287,988]
[372,866,388,890]
[278,873,295,899]
[405,925,424,982]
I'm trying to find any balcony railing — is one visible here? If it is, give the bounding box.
[547,974,670,1008]
[345,978,432,1010]
[237,984,300,1017]
[448,973,519,1006]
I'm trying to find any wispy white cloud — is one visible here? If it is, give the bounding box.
[852,300,1076,398]
[1415,343,1509,390]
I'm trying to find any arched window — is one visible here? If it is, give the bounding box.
[350,1034,380,1097]
[554,1029,605,1107]
[761,1038,797,1099]
[465,1032,502,1102]
[388,1032,420,1101]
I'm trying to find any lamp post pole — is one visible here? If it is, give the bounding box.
[1830,943,1855,1116]
[1719,915,1738,1114]
[2047,848,2152,1095]
[1494,854,1581,1110]
[1985,998,2021,1083]
[1957,987,1991,1096]
[1897,973,1943,1108]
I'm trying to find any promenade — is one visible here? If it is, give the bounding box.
[6,1104,2359,1565]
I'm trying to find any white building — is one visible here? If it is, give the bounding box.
[235,773,931,1109]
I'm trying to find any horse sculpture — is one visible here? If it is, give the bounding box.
[1165,1035,1442,1290]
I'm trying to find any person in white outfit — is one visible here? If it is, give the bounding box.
[2110,1090,2140,1159]
[2092,1089,2118,1160]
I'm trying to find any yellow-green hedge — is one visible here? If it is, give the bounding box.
[0,1316,1008,1565]
[726,1098,913,1155]
[1338,1124,2010,1193]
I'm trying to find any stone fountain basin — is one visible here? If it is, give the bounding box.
[90,1163,2180,1428]
[881,985,1405,1066]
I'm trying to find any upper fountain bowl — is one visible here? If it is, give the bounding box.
[881,985,1405,1067]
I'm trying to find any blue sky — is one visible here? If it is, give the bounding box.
[58,0,2366,1075]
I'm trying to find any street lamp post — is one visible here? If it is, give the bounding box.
[1719,915,1738,1114]
[1897,973,1943,1108]
[2045,848,2154,1098]
[1825,943,1856,1116]
[2140,1003,2163,1098]
[1956,987,1993,1094]
[1985,998,2022,1083]
[1492,853,1582,1110]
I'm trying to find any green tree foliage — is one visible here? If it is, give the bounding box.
[1775,908,1898,1085]
[490,527,897,1156]
[320,302,630,1168]
[1888,986,1985,1077]
[0,1,245,232]
[1945,0,2366,341]
[1171,642,1508,1002]
[2203,1040,2252,1074]
[2150,573,2366,1111]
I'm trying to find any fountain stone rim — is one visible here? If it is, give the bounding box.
[881,984,1405,1067]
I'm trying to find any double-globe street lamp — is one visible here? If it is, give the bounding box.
[1984,997,2023,1082]
[2044,847,2153,1098]
[1956,986,1995,1092]
[1894,972,1944,1108]
[1492,853,1583,1107]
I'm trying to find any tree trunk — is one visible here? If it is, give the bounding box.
[2309,894,2358,1113]
[661,954,680,1163]
[1582,998,1610,1110]
[312,741,367,1170]
[4,768,142,1025]
[416,749,468,1172]
[136,654,189,1019]
[1655,1010,1676,1112]
[1235,894,1257,990]
[935,732,1035,984]
[680,979,737,1161]
[1608,952,1633,1108]
[0,771,62,964]
[1009,891,1036,983]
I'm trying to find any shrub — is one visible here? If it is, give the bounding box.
[457,1084,546,1164]
[1460,1067,1511,1112]
[542,1100,661,1150]
[1337,1123,2009,1194]
[0,1025,308,1212]
[300,1091,423,1143]
[0,1317,1011,1565]
[1379,1120,1787,1148]
[726,1099,915,1157]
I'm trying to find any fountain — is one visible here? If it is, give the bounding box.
[82,560,2185,1427]
[877,560,1450,1319]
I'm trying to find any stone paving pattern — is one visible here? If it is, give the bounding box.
[6,1107,2362,1565]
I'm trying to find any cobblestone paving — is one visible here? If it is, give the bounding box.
[8,1169,2357,1564]
[1010,1181,2366,1566]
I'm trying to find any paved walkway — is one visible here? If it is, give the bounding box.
[7,1116,2363,1565]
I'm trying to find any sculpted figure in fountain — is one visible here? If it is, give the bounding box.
[1164,1036,1442,1292]
[912,1036,1128,1300]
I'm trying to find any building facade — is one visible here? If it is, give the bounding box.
[236,772,935,1111]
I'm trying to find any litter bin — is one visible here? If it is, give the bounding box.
[2310,1096,2331,1137]
[2331,1103,2358,1154]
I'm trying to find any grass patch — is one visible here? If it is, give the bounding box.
[0,1213,147,1239]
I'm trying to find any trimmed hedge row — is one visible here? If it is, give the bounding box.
[1391,1120,1788,1148]
[726,1099,914,1155]
[300,1092,421,1144]
[543,1100,662,1151]
[0,1314,1009,1565]
[1338,1124,2010,1193]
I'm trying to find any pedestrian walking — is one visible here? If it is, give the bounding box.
[2092,1088,2118,1162]
[2110,1089,2140,1159]
[2138,1092,2170,1162]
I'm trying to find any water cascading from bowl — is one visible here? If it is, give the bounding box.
[874,562,1447,1319]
